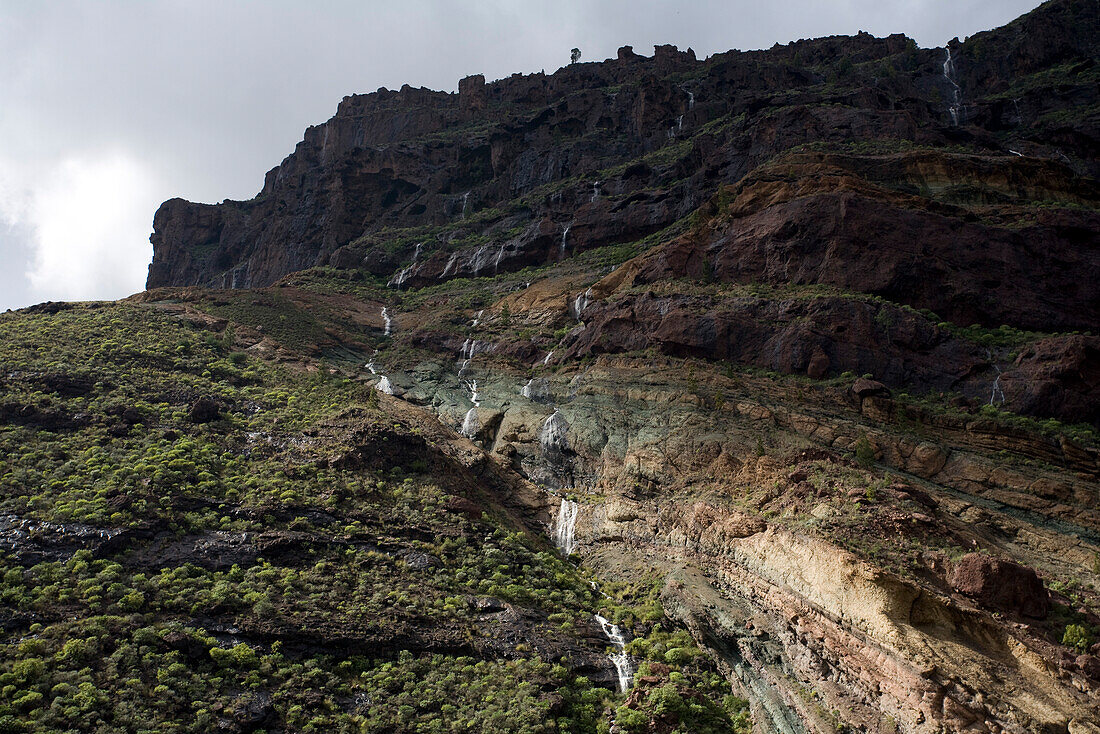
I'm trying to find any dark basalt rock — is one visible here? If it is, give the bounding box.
[949,552,1050,619]
[0,401,90,431]
[188,397,223,423]
[1002,335,1100,426]
[850,379,891,400]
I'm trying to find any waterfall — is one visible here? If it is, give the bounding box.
[540,410,570,455]
[942,48,962,126]
[676,114,684,133]
[381,307,392,336]
[460,406,479,436]
[461,191,470,219]
[391,242,424,289]
[458,339,478,377]
[390,263,418,289]
[460,378,481,438]
[493,242,507,273]
[595,614,634,693]
[561,222,572,257]
[470,245,490,276]
[550,495,636,694]
[520,377,550,402]
[390,265,411,289]
[461,407,480,438]
[590,181,601,203]
[542,351,554,365]
[990,366,1006,406]
[554,498,578,555]
[366,353,395,395]
[572,289,592,320]
[686,89,695,110]
[456,300,486,435]
[441,252,459,278]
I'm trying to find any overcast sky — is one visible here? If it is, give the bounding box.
[0,0,1042,310]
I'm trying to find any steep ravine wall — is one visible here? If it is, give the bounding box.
[385,357,1100,732]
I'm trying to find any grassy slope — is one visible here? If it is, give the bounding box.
[0,303,747,733]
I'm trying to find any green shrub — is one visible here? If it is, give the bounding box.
[853,435,875,468]
[1063,624,1093,653]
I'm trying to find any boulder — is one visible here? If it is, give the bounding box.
[949,553,1049,619]
[188,397,223,423]
[850,378,890,400]
[806,346,830,379]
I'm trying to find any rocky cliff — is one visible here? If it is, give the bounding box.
[14,0,1099,732]
[148,0,1099,299]
[148,0,1100,427]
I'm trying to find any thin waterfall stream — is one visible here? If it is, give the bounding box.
[553,497,578,555]
[942,48,963,126]
[595,614,635,693]
[551,496,635,693]
[365,355,394,395]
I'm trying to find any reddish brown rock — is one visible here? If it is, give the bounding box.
[949,553,1050,619]
[563,294,981,396]
[806,346,830,379]
[1078,654,1100,680]
[458,74,487,111]
[633,151,1100,332]
[850,378,890,400]
[1001,335,1100,426]
[148,11,1100,332]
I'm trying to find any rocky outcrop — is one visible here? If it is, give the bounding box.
[1003,336,1100,426]
[627,150,1100,332]
[561,289,985,391]
[187,397,223,423]
[949,553,1050,619]
[549,281,1096,425]
[149,0,1100,316]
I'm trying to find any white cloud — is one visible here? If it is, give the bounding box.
[23,153,160,302]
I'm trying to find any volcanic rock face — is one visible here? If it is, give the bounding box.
[628,150,1100,332]
[148,0,1099,302]
[130,1,1100,732]
[146,0,1100,428]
